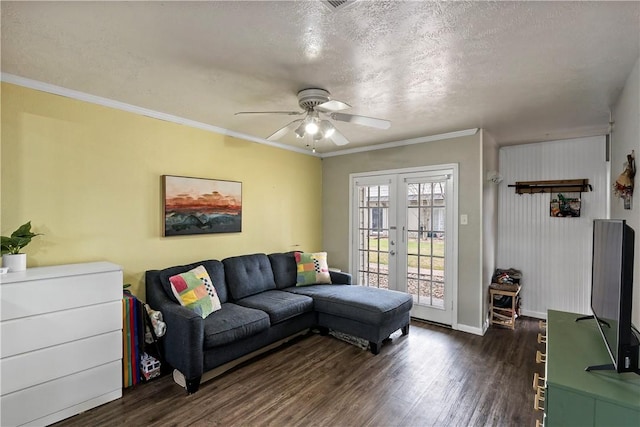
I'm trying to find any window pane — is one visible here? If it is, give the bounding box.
[357,184,390,289]
[405,179,447,309]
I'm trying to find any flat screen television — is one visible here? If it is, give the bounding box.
[585,219,639,374]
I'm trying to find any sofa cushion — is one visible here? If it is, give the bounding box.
[286,285,413,325]
[268,252,298,289]
[203,303,270,348]
[168,266,221,318]
[223,253,277,300]
[236,290,314,324]
[159,259,229,304]
[295,252,331,286]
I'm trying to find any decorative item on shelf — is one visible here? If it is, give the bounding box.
[613,150,635,210]
[0,221,42,272]
[550,193,581,217]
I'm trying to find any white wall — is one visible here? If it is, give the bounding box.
[611,56,640,328]
[482,130,499,330]
[497,136,608,319]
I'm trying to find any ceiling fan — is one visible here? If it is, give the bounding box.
[235,88,390,148]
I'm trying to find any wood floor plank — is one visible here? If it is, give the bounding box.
[54,317,542,427]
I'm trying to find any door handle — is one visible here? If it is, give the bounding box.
[389,250,396,256]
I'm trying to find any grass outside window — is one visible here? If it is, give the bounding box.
[367,237,444,270]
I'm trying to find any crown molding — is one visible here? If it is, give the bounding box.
[0,73,318,157]
[320,128,479,158]
[1,73,477,158]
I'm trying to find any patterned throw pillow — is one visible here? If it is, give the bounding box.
[295,252,332,286]
[168,265,221,318]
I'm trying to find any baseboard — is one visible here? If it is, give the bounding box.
[521,309,546,320]
[173,329,310,389]
[456,323,484,336]
[411,317,451,329]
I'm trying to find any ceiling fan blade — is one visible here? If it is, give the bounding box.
[235,111,304,116]
[267,119,304,141]
[330,112,391,129]
[326,125,350,146]
[316,99,351,112]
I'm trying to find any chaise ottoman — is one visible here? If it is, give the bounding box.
[285,284,413,354]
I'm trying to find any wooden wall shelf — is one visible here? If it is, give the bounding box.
[508,179,591,194]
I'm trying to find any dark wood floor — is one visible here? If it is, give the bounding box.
[55,317,544,427]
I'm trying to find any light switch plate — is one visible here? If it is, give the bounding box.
[460,214,468,225]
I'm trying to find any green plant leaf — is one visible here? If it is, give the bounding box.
[1,236,18,255]
[1,221,42,254]
[12,221,38,239]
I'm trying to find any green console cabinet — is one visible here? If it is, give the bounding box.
[545,310,640,426]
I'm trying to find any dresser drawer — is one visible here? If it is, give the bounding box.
[0,360,122,427]
[0,301,122,357]
[0,330,122,394]
[1,270,122,321]
[0,262,123,425]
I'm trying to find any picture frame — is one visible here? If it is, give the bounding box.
[550,193,581,217]
[162,175,242,236]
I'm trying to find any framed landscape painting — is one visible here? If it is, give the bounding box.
[163,175,242,236]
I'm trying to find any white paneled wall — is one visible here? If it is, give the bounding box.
[497,136,608,319]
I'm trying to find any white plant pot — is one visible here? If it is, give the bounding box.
[2,253,27,272]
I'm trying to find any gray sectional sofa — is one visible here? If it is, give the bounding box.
[145,251,412,393]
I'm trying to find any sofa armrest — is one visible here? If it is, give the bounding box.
[160,304,205,380]
[330,270,352,285]
[146,270,205,380]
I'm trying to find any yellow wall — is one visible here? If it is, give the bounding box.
[1,83,323,298]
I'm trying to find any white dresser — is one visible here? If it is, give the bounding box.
[0,262,123,426]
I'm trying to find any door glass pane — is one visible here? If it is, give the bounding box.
[406,180,446,308]
[357,184,389,289]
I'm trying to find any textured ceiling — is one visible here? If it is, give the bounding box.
[1,1,639,154]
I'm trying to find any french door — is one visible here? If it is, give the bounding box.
[351,165,458,326]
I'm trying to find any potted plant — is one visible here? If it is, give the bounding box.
[1,221,42,272]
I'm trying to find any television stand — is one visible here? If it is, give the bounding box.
[540,310,640,426]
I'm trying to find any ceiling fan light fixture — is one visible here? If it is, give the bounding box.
[320,120,335,138]
[305,122,319,135]
[304,111,320,135]
[294,122,306,138]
